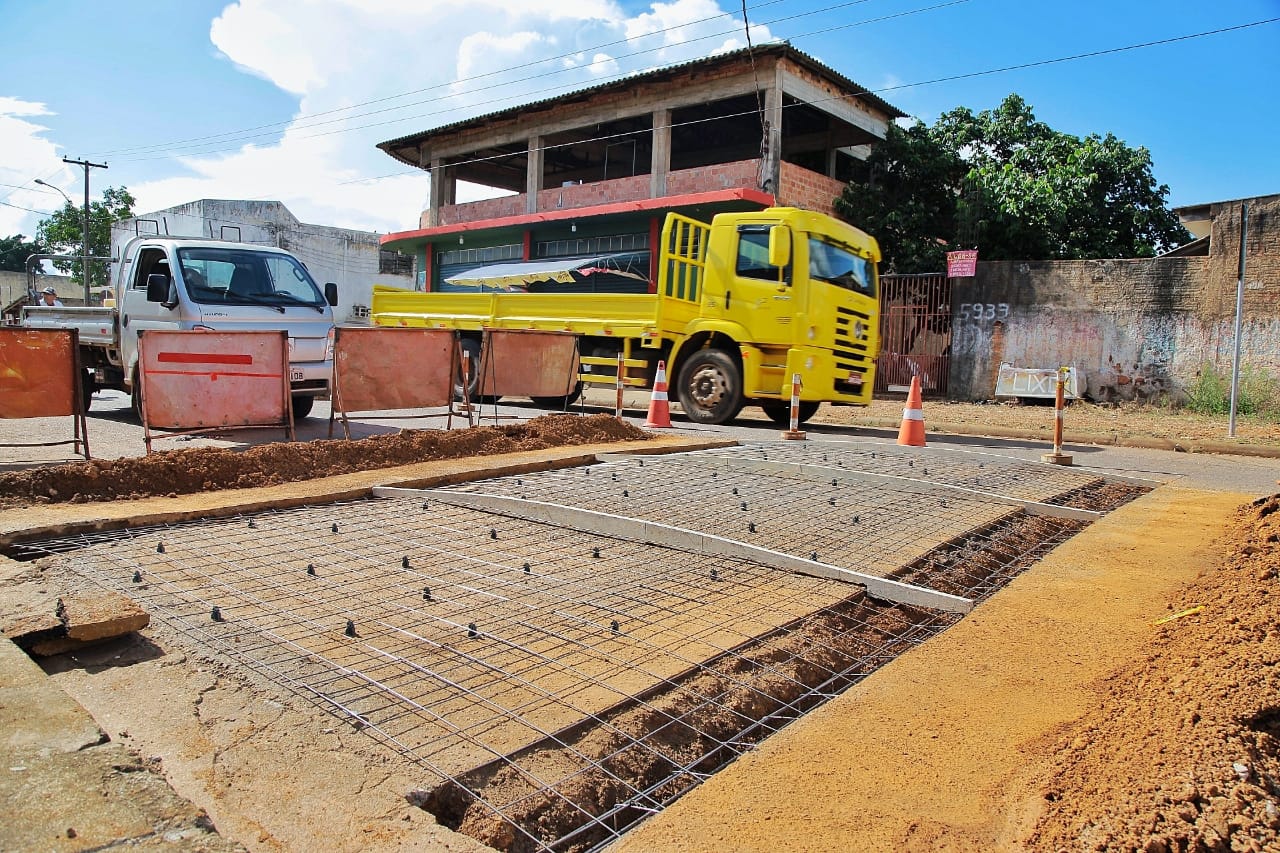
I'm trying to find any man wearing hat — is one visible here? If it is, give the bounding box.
[38,286,63,307]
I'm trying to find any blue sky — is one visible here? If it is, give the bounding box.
[2,0,1277,240]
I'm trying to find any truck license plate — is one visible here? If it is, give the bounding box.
[290,369,304,382]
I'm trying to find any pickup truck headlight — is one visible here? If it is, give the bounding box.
[325,327,335,361]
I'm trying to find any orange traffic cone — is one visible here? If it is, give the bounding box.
[896,375,926,447]
[644,360,673,428]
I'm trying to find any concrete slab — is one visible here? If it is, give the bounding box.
[0,635,243,852]
[59,590,150,642]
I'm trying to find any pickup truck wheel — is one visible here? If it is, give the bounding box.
[676,349,744,425]
[81,370,95,413]
[291,396,315,420]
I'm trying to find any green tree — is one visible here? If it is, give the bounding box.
[0,234,47,272]
[836,95,1191,271]
[35,186,136,287]
[834,121,967,273]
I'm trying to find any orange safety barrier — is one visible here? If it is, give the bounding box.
[0,327,90,459]
[896,375,927,447]
[328,327,460,439]
[138,329,294,453]
[474,330,581,418]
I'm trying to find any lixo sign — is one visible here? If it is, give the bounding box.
[946,249,979,278]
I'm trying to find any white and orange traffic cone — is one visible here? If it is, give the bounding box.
[781,372,806,440]
[896,375,926,447]
[644,360,673,428]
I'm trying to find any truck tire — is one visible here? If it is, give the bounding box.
[455,337,482,402]
[291,396,315,420]
[81,369,95,413]
[531,381,583,411]
[760,400,820,427]
[676,349,744,425]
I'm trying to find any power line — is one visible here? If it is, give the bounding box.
[327,15,1280,190]
[106,0,908,163]
[0,199,56,216]
[90,0,802,158]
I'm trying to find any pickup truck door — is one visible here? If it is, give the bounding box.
[120,245,183,385]
[727,226,797,347]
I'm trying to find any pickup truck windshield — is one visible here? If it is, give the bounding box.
[177,248,324,309]
[808,236,875,298]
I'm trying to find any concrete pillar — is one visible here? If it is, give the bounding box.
[526,136,543,214]
[651,108,671,198]
[762,64,784,197]
[427,157,456,228]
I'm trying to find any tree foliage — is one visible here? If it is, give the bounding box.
[35,186,136,287]
[836,94,1191,272]
[0,234,47,272]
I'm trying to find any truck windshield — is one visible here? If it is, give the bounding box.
[808,237,875,298]
[177,248,325,309]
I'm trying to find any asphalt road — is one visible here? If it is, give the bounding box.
[3,388,1278,498]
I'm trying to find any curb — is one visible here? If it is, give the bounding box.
[819,417,1280,460]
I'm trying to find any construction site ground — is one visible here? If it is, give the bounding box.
[2,392,1279,852]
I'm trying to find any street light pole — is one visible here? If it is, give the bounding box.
[33,178,72,208]
[62,157,108,304]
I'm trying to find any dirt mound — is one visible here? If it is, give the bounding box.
[0,414,646,508]
[1026,493,1280,852]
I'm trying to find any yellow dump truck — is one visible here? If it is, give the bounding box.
[370,207,880,426]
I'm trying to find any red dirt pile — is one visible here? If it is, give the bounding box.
[1027,493,1280,852]
[0,414,646,508]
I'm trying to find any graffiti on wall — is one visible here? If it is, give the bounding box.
[1094,355,1174,404]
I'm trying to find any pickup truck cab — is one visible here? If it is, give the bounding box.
[22,236,336,419]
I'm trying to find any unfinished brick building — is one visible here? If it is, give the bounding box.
[377,44,902,291]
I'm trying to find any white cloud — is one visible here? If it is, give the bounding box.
[10,1,772,237]
[0,98,76,237]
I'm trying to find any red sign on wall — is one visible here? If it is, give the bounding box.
[947,250,979,278]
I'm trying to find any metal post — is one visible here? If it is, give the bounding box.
[1228,201,1248,438]
[781,373,806,440]
[1040,367,1073,466]
[615,352,625,420]
[63,157,108,304]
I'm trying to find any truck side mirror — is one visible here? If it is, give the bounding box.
[146,273,177,308]
[324,282,338,307]
[768,225,792,270]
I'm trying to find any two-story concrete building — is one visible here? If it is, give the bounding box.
[377,44,903,291]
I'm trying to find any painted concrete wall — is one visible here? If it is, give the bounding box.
[949,196,1280,402]
[115,201,414,324]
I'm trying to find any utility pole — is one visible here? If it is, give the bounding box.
[63,156,108,304]
[1228,201,1248,438]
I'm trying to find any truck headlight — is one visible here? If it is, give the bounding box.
[807,326,816,340]
[325,327,335,361]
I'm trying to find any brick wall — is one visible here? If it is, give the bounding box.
[429,194,524,228]
[666,160,761,195]
[949,195,1280,402]
[536,174,652,213]
[778,162,843,216]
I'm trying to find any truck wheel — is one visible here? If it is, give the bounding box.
[676,349,744,425]
[455,337,482,402]
[81,369,95,413]
[531,382,583,410]
[291,396,315,420]
[760,400,820,427]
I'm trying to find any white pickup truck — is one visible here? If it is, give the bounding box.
[21,235,336,419]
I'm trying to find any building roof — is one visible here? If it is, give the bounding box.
[378,43,905,168]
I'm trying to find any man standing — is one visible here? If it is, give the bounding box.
[38,286,63,307]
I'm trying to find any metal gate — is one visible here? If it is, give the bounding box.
[875,273,952,397]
